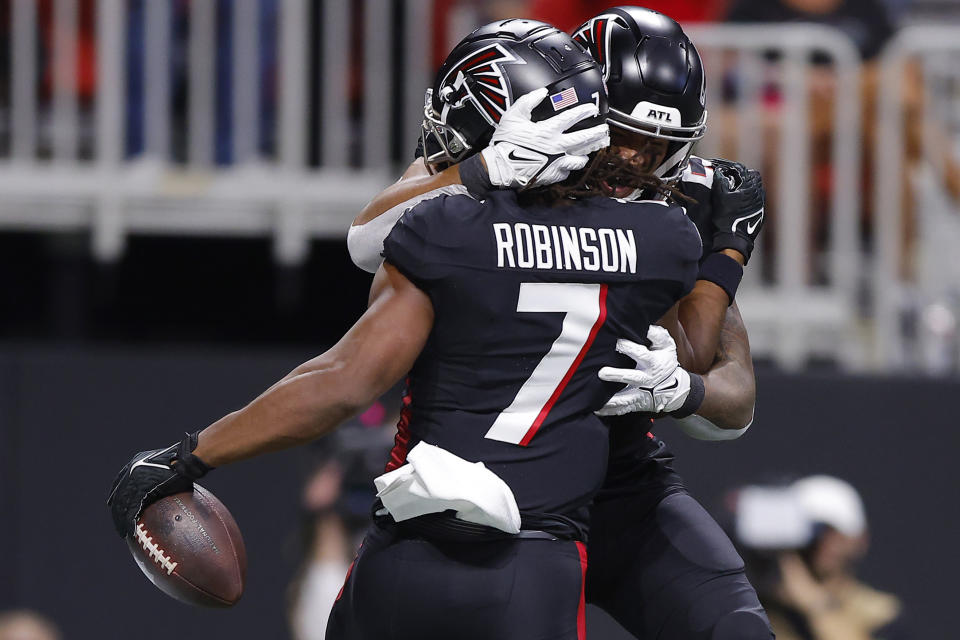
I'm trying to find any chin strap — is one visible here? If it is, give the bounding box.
[653,141,693,181]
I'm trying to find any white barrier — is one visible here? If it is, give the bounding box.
[0,0,411,263]
[8,9,944,371]
[874,25,960,371]
[688,24,864,370]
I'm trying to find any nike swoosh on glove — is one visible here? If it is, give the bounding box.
[709,158,765,264]
[482,87,609,189]
[107,431,213,538]
[596,326,693,416]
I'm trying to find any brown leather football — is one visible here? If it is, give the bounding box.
[126,485,247,607]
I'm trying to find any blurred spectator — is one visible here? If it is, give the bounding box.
[287,400,398,640]
[720,0,960,280]
[288,459,352,640]
[732,475,908,640]
[39,0,96,102]
[438,0,726,58]
[525,0,727,31]
[727,0,895,60]
[0,611,60,640]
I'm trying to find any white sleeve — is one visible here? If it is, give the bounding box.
[671,412,752,441]
[347,184,472,273]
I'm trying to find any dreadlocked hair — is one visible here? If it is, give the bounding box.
[517,147,695,207]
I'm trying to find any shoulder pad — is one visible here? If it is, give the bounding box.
[616,201,702,292]
[382,194,482,289]
[681,156,713,189]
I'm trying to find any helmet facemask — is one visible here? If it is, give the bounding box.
[420,89,475,173]
[608,107,706,184]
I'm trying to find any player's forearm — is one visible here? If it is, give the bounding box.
[193,339,405,468]
[193,358,369,467]
[353,160,462,226]
[193,264,434,467]
[694,302,755,429]
[656,304,696,371]
[696,366,754,429]
[677,281,728,374]
[670,369,753,440]
[678,249,745,375]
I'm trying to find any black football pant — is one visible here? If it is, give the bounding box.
[587,489,774,639]
[326,520,588,640]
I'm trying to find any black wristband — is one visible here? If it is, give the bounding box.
[173,431,214,480]
[458,153,495,197]
[712,232,753,265]
[670,373,705,419]
[698,252,744,304]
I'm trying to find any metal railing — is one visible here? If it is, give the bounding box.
[5,7,958,372]
[0,0,434,263]
[688,24,864,370]
[874,25,960,372]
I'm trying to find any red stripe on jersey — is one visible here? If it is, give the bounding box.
[335,556,357,602]
[385,386,414,472]
[575,541,588,640]
[519,284,609,446]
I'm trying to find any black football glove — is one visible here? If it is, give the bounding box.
[107,431,213,538]
[709,158,765,264]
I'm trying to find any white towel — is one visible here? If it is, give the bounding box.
[373,442,521,534]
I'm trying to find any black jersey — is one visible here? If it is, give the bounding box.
[381,190,700,532]
[601,155,719,476]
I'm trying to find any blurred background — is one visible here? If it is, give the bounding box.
[1,0,959,638]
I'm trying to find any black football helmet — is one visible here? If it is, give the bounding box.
[573,7,706,182]
[421,19,608,170]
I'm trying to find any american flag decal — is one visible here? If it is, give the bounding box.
[550,87,578,111]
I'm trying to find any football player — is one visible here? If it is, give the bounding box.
[347,8,773,639]
[576,10,772,640]
[108,23,717,640]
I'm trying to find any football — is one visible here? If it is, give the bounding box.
[126,485,247,608]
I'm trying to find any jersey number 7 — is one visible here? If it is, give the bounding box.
[484,282,608,446]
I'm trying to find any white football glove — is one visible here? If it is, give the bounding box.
[596,326,693,416]
[481,87,610,189]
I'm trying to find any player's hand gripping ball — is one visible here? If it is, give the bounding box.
[108,433,246,607]
[709,158,765,264]
[108,432,210,537]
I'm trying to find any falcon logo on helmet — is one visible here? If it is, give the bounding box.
[572,14,626,82]
[438,43,523,126]
[420,19,607,171]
